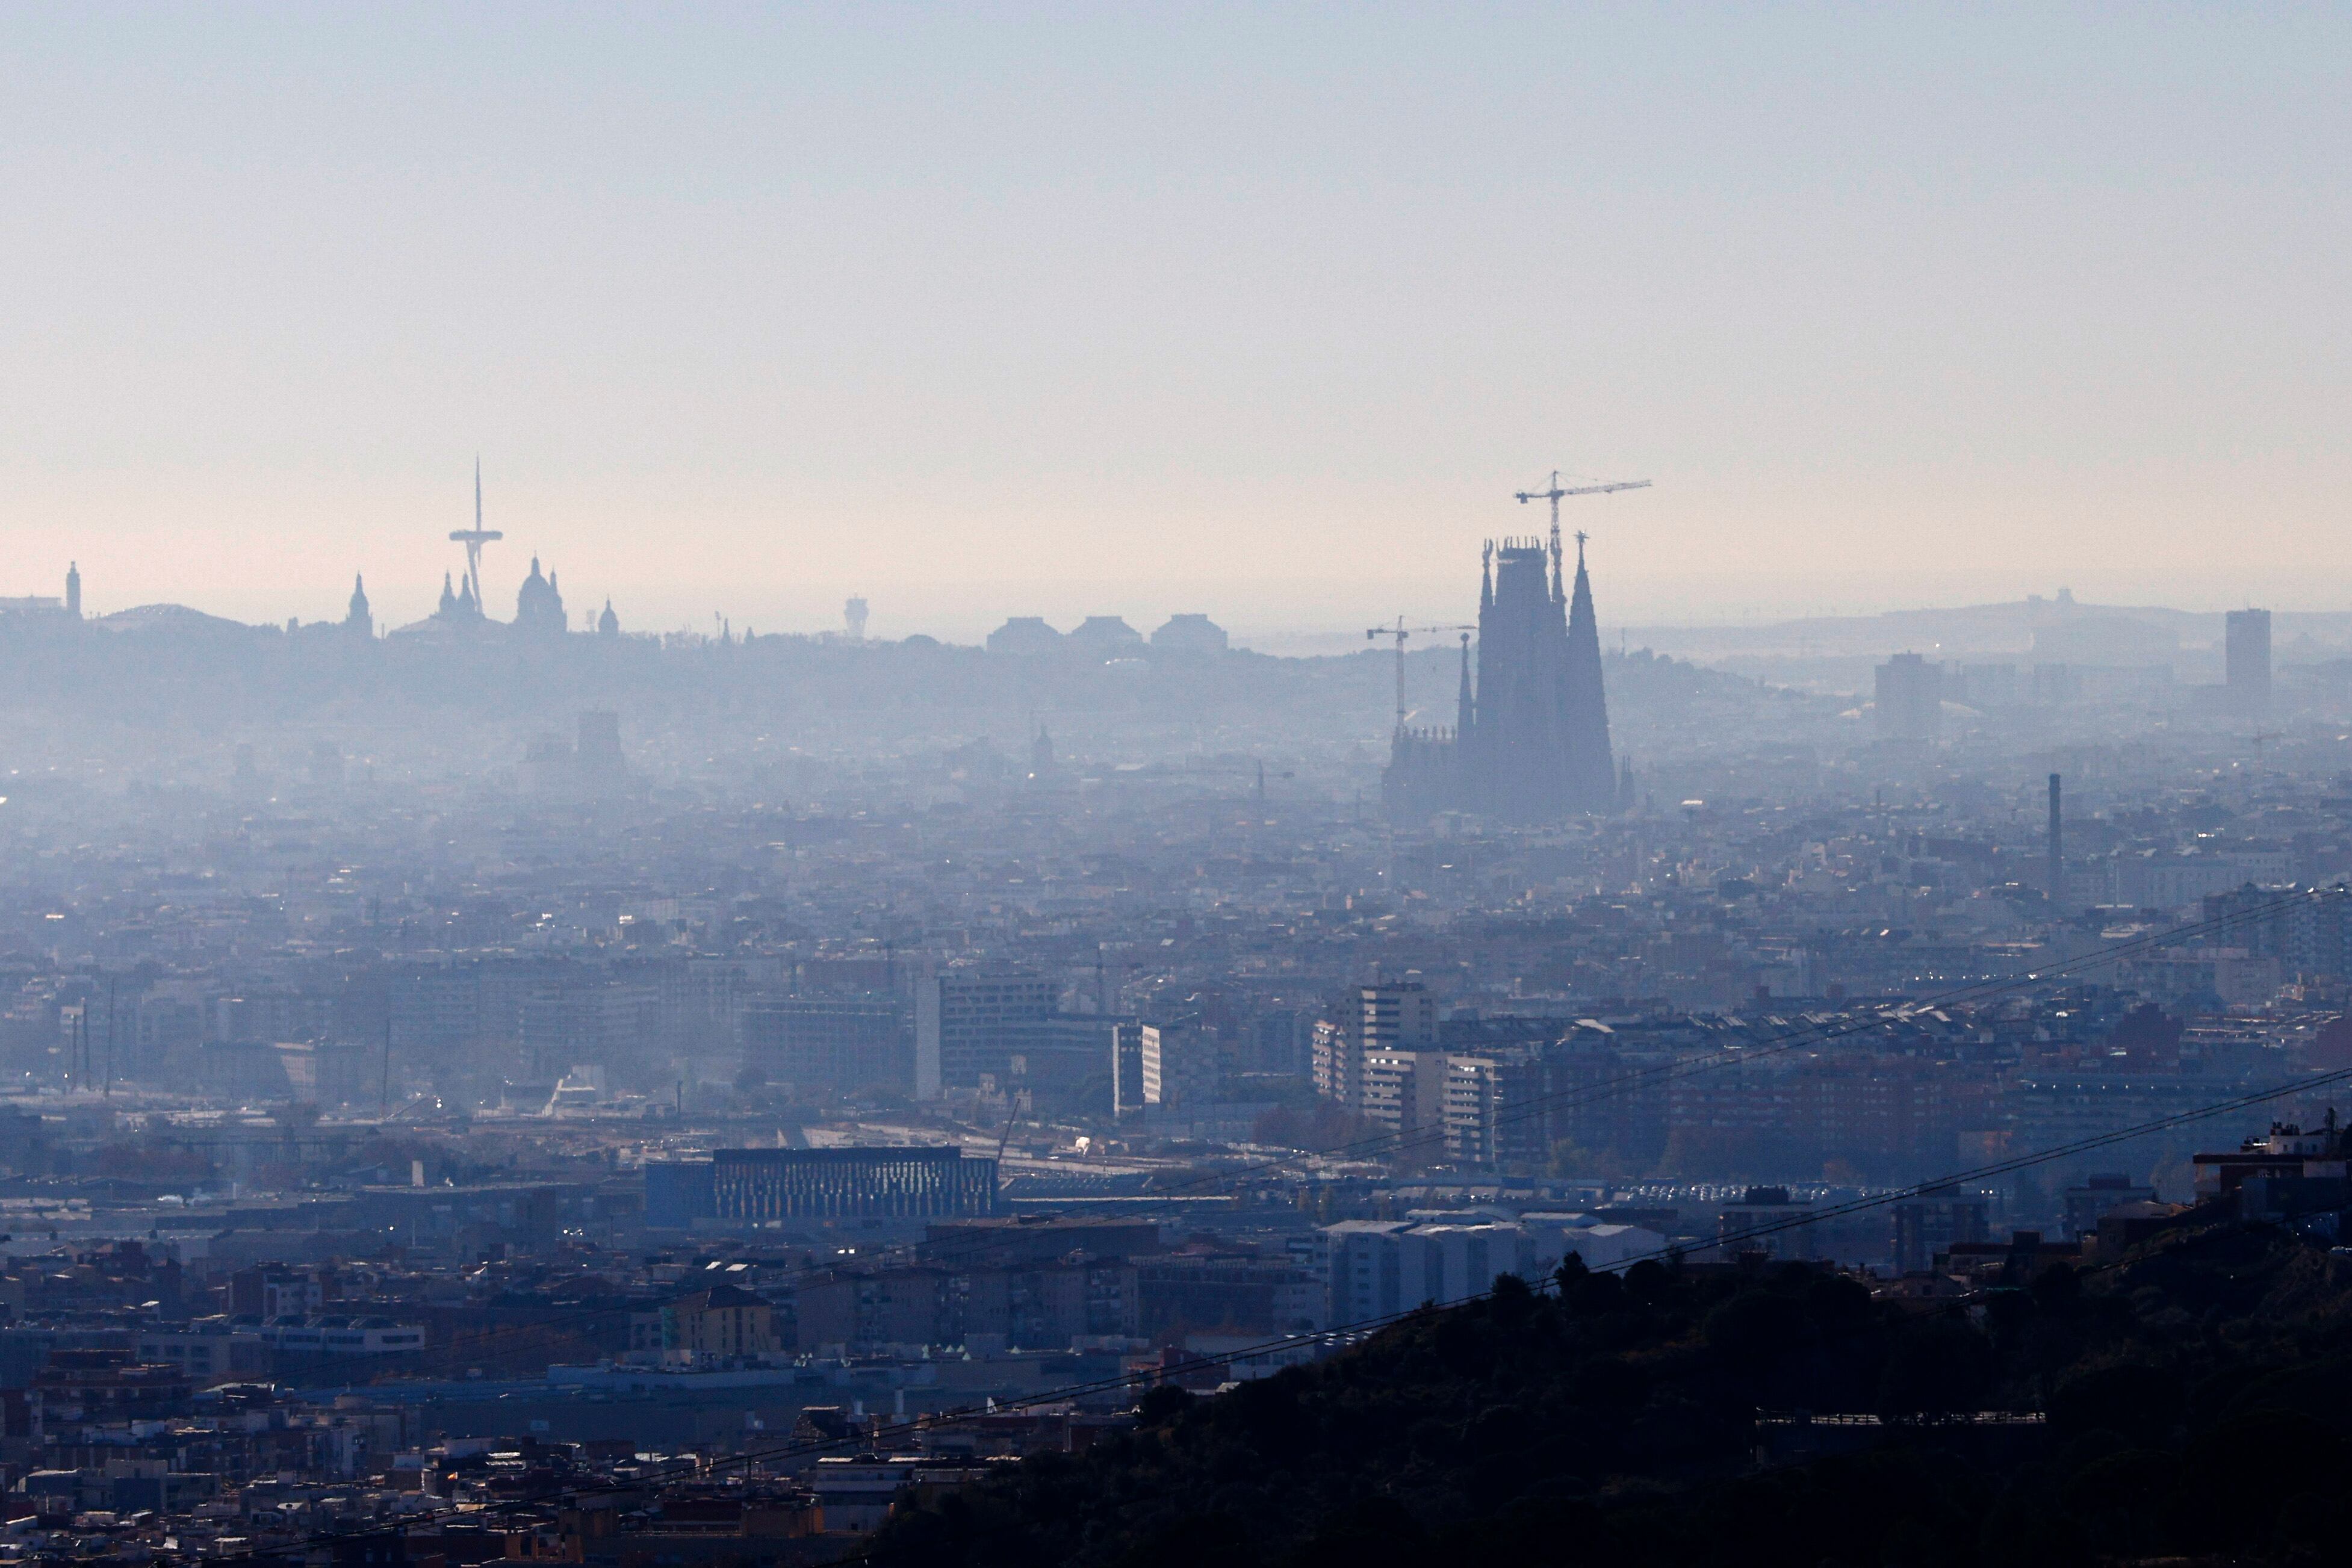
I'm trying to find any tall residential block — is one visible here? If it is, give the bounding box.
[913,967,1059,1100]
[1140,1020,1219,1112]
[739,995,912,1096]
[1875,653,1944,742]
[1110,1021,1147,1117]
[2226,608,2271,717]
[1311,982,1438,1112]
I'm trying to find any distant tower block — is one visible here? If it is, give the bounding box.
[1875,653,1944,743]
[845,596,869,642]
[2226,608,2272,717]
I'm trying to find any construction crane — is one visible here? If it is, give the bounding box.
[1514,469,1652,570]
[993,1089,1033,1166]
[1365,617,1476,731]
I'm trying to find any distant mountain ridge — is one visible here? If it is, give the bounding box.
[91,603,255,635]
[1624,593,2352,664]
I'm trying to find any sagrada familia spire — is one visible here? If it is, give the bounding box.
[1562,529,1616,811]
[1383,478,1639,823]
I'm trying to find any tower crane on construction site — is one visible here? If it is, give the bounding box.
[1365,617,1477,731]
[1514,469,1652,570]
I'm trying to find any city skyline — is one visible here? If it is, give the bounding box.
[0,466,2329,651]
[4,7,2348,634]
[4,12,2352,1564]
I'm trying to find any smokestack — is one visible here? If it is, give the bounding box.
[2046,773,2063,904]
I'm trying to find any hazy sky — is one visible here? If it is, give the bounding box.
[2,5,2345,641]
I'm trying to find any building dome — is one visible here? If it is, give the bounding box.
[1067,615,1143,653]
[515,556,566,637]
[985,616,1063,656]
[1150,613,1227,654]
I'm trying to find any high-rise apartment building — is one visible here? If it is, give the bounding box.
[1109,1022,1147,1117]
[1875,653,1944,742]
[1311,983,1438,1114]
[2226,607,2271,717]
[913,967,1060,1099]
[1140,1020,1218,1112]
[519,978,659,1086]
[739,995,912,1096]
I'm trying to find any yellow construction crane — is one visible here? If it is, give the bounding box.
[1365,616,1476,731]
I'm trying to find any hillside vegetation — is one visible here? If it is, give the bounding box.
[873,1226,2352,1568]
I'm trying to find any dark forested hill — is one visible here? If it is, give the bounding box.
[871,1226,2352,1568]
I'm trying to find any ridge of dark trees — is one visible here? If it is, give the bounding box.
[872,1223,2352,1568]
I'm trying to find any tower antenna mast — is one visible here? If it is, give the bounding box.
[1514,469,1652,573]
[448,456,504,601]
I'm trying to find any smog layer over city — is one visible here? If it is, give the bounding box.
[1,9,2348,1567]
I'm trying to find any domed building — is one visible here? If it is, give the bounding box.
[1066,615,1143,655]
[515,557,567,637]
[598,598,619,637]
[1150,613,1227,654]
[986,616,1063,655]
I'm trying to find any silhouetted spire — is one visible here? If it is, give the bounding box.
[1386,530,1618,826]
[1562,531,1614,810]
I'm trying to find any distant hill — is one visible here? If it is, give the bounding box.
[91,603,255,636]
[1624,594,2352,667]
[0,613,1781,770]
[874,1222,2352,1568]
